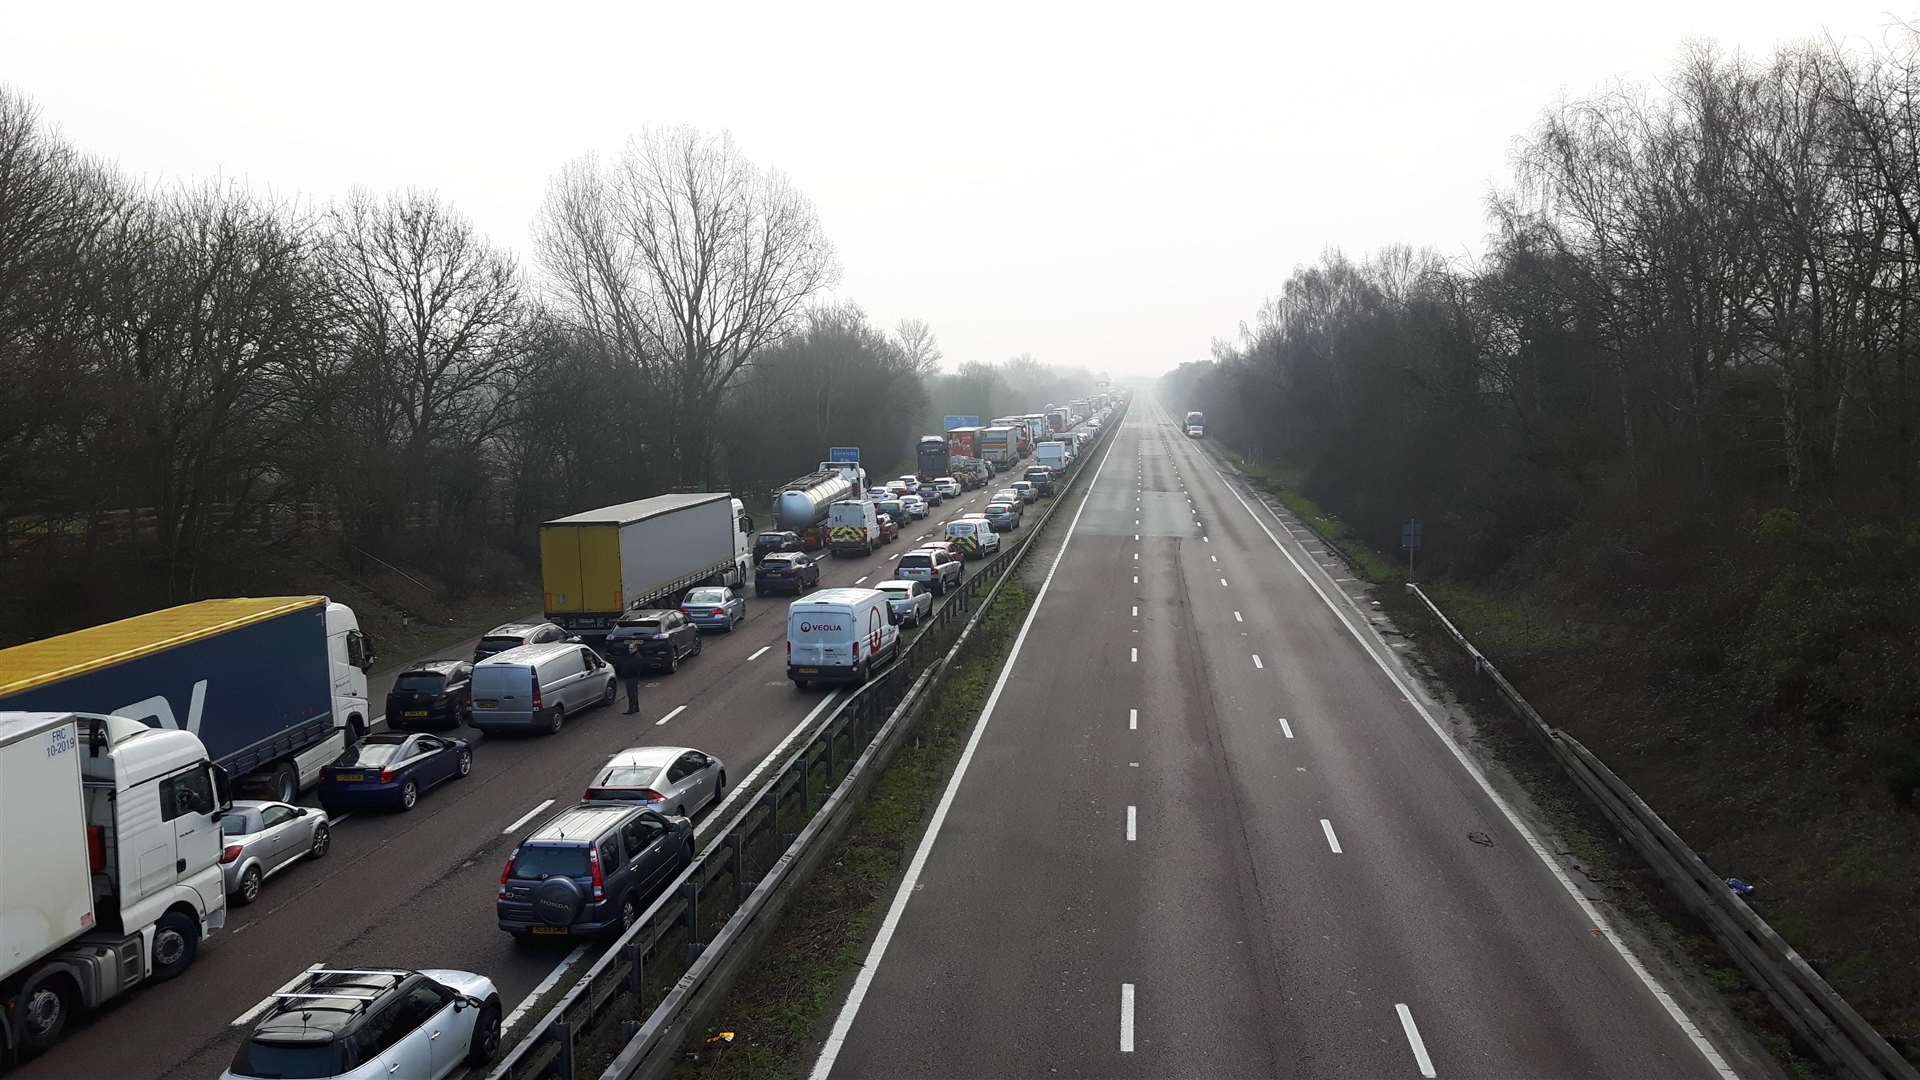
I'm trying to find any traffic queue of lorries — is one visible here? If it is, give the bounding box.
[0,391,1117,1073]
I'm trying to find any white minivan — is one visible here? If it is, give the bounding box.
[944,517,1001,559]
[787,588,902,688]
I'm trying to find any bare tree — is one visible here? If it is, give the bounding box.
[895,317,943,371]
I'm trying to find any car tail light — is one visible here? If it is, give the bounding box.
[87,825,106,872]
[786,641,791,662]
[380,769,394,784]
[641,789,666,802]
[498,856,514,897]
[851,639,861,661]
[710,608,725,616]
[221,845,244,864]
[530,675,543,712]
[588,846,606,900]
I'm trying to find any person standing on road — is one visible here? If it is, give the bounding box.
[615,641,644,714]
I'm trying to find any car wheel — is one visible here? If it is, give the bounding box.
[18,974,74,1050]
[667,649,679,674]
[310,823,331,858]
[150,912,198,980]
[692,635,703,657]
[546,706,566,735]
[235,865,263,905]
[620,893,640,930]
[399,779,419,811]
[457,749,473,778]
[795,678,812,689]
[714,771,727,802]
[603,679,618,706]
[467,999,503,1066]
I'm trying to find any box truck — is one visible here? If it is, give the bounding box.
[946,426,980,463]
[1185,411,1205,437]
[541,493,753,638]
[1,711,229,1067]
[0,597,373,804]
[1035,441,1072,472]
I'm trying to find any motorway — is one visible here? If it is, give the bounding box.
[18,474,1027,1080]
[810,400,1739,1079]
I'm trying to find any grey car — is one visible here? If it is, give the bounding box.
[984,501,1020,532]
[582,745,727,817]
[219,799,332,905]
[875,580,934,626]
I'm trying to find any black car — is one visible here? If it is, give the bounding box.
[604,609,702,673]
[755,552,820,596]
[384,659,472,731]
[474,621,572,662]
[752,530,804,559]
[1023,467,1056,496]
[497,802,694,940]
[317,732,473,813]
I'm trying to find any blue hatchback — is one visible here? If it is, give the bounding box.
[318,732,472,813]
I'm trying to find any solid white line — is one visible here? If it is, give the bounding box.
[1126,805,1137,841]
[1121,983,1135,1052]
[502,945,591,1035]
[811,411,1122,1080]
[1320,818,1342,853]
[855,575,868,584]
[327,812,351,826]
[1251,654,1263,669]
[1199,453,1735,1077]
[1233,611,1243,622]
[1129,708,1138,730]
[748,645,771,661]
[1130,647,1138,663]
[503,799,555,835]
[1279,718,1294,738]
[1396,1004,1436,1078]
[655,704,688,726]
[232,963,324,1026]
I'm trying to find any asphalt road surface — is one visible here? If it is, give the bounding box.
[809,400,1737,1079]
[17,473,1033,1080]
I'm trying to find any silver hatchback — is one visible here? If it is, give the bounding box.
[219,800,332,904]
[583,746,727,817]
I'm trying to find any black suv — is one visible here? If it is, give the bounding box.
[753,530,804,559]
[1023,466,1056,496]
[755,552,820,595]
[474,621,572,662]
[497,803,694,939]
[225,967,502,1079]
[384,659,473,731]
[603,609,702,673]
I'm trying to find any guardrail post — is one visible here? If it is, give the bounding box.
[547,1020,575,1080]
[733,832,751,901]
[825,723,837,781]
[684,878,703,962]
[624,939,646,999]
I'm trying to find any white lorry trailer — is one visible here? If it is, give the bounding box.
[1,711,228,1068]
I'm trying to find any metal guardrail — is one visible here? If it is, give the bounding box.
[1400,581,1917,1080]
[486,406,1127,1080]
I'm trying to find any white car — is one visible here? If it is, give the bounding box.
[875,579,934,626]
[894,476,922,493]
[933,476,962,498]
[901,494,929,519]
[224,967,502,1079]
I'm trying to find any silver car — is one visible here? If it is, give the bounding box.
[1010,480,1038,504]
[901,494,929,519]
[583,745,727,817]
[875,579,934,626]
[219,799,332,904]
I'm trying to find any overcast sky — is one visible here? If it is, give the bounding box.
[2,1,1911,380]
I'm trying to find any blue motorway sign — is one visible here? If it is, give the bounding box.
[828,447,861,462]
[943,415,981,430]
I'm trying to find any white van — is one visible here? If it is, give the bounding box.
[944,517,1001,559]
[787,588,902,688]
[827,499,883,556]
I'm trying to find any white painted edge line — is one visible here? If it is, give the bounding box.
[1279,718,1294,739]
[811,409,1122,1080]
[233,963,324,1026]
[704,688,844,839]
[1121,983,1136,1052]
[655,704,688,727]
[1202,454,1737,1079]
[1320,818,1343,853]
[327,812,351,826]
[503,798,555,835]
[1126,805,1138,841]
[502,945,590,1035]
[1251,654,1263,669]
[748,645,771,661]
[1396,1003,1437,1078]
[1129,708,1138,730]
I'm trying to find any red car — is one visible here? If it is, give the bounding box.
[876,512,901,543]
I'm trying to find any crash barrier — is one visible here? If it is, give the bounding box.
[1402,581,1918,1080]
[488,407,1127,1080]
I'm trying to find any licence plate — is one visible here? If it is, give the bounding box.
[335,772,365,782]
[798,667,819,675]
[475,699,497,708]
[403,710,428,717]
[531,926,569,936]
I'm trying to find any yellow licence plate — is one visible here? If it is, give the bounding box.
[531,926,569,935]
[798,667,819,675]
[403,710,428,717]
[475,699,497,708]
[335,772,365,782]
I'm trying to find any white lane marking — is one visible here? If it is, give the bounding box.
[1396,1004,1436,1078]
[1130,647,1138,663]
[1133,552,1139,560]
[748,645,771,661]
[327,812,351,826]
[1279,718,1294,738]
[503,799,555,835]
[232,963,325,1026]
[1233,611,1243,622]
[1210,554,1218,563]
[889,553,900,560]
[1321,818,1343,853]
[502,945,591,1035]
[1201,456,1735,1078]
[655,704,688,726]
[1133,575,1139,584]
[1219,578,1228,587]
[1126,805,1137,841]
[1131,605,1138,617]
[1202,536,1210,543]
[1134,533,1140,541]
[855,575,868,584]
[812,414,1121,1080]
[1129,708,1138,730]
[1251,654,1264,669]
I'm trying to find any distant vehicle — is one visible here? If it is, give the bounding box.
[219,799,331,905]
[901,494,929,519]
[787,588,903,688]
[875,512,900,543]
[756,552,821,595]
[894,476,922,494]
[875,579,934,626]
[896,548,963,595]
[497,803,693,940]
[919,540,963,560]
[1184,410,1205,438]
[542,494,753,637]
[2,712,227,1063]
[945,517,1002,557]
[679,586,746,633]
[933,476,962,498]
[978,425,1017,467]
[984,501,1020,532]
[317,731,471,814]
[752,530,804,560]
[605,609,702,672]
[921,483,944,506]
[917,435,950,479]
[0,596,373,805]
[475,621,572,663]
[471,643,617,734]
[386,659,474,731]
[1010,481,1038,504]
[946,426,980,462]
[222,967,501,1080]
[1023,467,1056,496]
[992,489,1027,517]
[828,498,884,555]
[583,745,726,817]
[1035,442,1070,472]
[874,497,907,526]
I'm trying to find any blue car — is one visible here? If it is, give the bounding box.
[318,732,471,813]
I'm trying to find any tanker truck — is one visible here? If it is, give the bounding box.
[773,465,862,550]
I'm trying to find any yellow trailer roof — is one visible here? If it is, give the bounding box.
[0,596,325,698]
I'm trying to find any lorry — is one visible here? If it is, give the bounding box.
[1,710,228,1067]
[0,597,373,804]
[1046,408,1070,435]
[977,426,1017,468]
[1185,411,1206,437]
[769,467,859,550]
[916,436,950,480]
[991,417,1034,458]
[1035,440,1072,472]
[947,426,980,463]
[541,493,753,638]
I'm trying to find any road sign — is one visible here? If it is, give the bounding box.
[943,415,980,430]
[1401,519,1423,550]
[828,447,860,463]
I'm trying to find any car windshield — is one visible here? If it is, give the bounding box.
[393,672,447,691]
[229,1040,349,1080]
[626,619,663,632]
[511,845,591,880]
[336,741,405,767]
[685,589,725,604]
